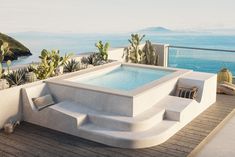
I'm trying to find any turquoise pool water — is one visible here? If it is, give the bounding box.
[75,66,173,91]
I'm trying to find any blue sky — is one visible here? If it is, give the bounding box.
[0,0,234,33]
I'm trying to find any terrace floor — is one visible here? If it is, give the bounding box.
[0,94,234,157]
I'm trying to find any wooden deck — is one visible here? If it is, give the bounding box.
[0,94,234,157]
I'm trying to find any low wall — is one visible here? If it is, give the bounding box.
[0,68,89,129]
[0,80,44,128]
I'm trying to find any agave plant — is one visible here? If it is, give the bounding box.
[81,53,102,66]
[6,68,27,86]
[64,59,80,72]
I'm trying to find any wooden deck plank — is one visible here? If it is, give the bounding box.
[0,142,22,157]
[0,135,39,157]
[0,94,234,157]
[2,131,85,157]
[150,145,188,157]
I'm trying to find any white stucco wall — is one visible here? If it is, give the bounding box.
[0,80,44,128]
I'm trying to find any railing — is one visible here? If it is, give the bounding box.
[168,45,235,53]
[166,45,235,77]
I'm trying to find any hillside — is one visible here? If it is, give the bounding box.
[0,32,32,61]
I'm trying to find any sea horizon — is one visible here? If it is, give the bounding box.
[5,30,235,75]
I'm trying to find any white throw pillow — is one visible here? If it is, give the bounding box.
[32,94,55,111]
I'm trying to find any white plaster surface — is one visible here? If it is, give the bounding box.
[21,63,217,148]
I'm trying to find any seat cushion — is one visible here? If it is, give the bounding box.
[217,82,235,95]
[32,94,55,111]
[175,86,198,99]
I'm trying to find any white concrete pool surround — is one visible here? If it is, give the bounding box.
[22,62,217,148]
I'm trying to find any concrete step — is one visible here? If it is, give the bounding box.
[52,96,194,132]
[78,120,179,148]
[50,100,166,132]
[88,106,165,132]
[87,96,194,132]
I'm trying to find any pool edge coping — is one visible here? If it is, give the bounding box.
[46,62,192,98]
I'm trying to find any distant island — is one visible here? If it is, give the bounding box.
[139,27,173,33]
[139,26,235,35]
[0,32,31,61]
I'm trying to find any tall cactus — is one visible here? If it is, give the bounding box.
[95,41,109,61]
[123,35,159,66]
[0,40,11,78]
[123,34,145,63]
[142,40,159,65]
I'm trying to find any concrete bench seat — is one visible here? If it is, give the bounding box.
[163,96,198,121]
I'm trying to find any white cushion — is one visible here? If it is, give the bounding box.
[32,94,55,111]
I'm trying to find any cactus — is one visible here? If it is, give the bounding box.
[0,40,11,78]
[123,35,159,66]
[123,34,145,63]
[0,63,3,79]
[6,60,11,75]
[142,40,159,65]
[0,40,11,90]
[25,72,37,83]
[217,68,233,84]
[35,49,71,79]
[95,41,109,61]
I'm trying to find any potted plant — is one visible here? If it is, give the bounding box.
[25,64,37,83]
[3,120,20,134]
[0,40,11,90]
[217,68,233,84]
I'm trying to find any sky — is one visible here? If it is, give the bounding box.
[0,0,235,33]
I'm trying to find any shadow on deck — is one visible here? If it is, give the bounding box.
[0,94,234,157]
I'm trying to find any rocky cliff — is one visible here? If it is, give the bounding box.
[0,32,32,61]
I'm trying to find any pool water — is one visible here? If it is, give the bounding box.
[74,66,173,91]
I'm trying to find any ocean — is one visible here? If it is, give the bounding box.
[8,32,235,75]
